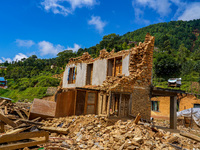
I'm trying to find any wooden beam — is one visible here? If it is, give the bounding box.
[134,113,141,124]
[0,108,4,115]
[0,100,6,106]
[39,126,69,134]
[4,106,8,115]
[0,113,17,127]
[0,121,5,133]
[108,91,112,118]
[84,91,88,115]
[5,126,33,135]
[74,89,77,115]
[119,93,122,117]
[0,130,49,144]
[19,119,44,126]
[15,110,25,119]
[170,96,177,129]
[0,140,47,150]
[180,131,200,142]
[21,109,29,118]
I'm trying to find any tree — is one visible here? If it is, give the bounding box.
[122,42,127,50]
[177,43,190,65]
[154,53,180,77]
[192,48,200,61]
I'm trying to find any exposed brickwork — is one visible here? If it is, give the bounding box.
[101,33,155,92]
[151,97,170,119]
[131,87,151,120]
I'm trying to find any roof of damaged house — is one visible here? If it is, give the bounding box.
[65,33,155,93]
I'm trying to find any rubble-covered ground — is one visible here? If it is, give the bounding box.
[40,115,200,150]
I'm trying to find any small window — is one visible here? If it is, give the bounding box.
[68,67,76,84]
[86,64,93,85]
[151,101,159,111]
[107,57,122,77]
[194,104,200,108]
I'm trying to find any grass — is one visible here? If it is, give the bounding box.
[153,80,200,94]
[0,87,48,102]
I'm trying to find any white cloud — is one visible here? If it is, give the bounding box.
[13,53,28,62]
[133,0,171,17]
[134,8,150,25]
[178,2,200,21]
[41,0,98,16]
[15,39,35,48]
[88,15,107,33]
[38,41,81,55]
[38,41,64,56]
[67,43,81,52]
[0,53,28,63]
[1,57,12,63]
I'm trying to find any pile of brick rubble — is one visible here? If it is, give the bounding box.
[40,115,200,149]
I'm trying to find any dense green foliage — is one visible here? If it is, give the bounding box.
[0,19,200,101]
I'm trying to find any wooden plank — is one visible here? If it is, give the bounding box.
[15,110,25,119]
[5,114,17,120]
[0,113,17,127]
[180,131,200,142]
[31,117,41,122]
[21,109,29,118]
[84,91,88,115]
[0,140,47,150]
[0,121,5,133]
[0,100,6,106]
[108,92,112,118]
[0,130,49,144]
[134,113,141,124]
[4,106,8,115]
[74,89,77,115]
[19,119,44,126]
[39,126,69,134]
[6,126,33,135]
[0,108,4,115]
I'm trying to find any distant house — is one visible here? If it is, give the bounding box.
[151,94,200,120]
[0,66,7,70]
[168,78,181,87]
[0,77,7,88]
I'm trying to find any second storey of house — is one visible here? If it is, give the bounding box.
[62,52,130,88]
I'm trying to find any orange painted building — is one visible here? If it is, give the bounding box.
[151,95,200,120]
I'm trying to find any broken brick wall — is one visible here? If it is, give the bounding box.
[131,87,151,120]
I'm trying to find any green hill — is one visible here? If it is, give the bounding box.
[0,19,200,101]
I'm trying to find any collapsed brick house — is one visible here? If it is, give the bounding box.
[30,33,155,121]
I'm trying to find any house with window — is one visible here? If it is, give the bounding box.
[151,94,200,120]
[30,33,155,121]
[0,77,7,88]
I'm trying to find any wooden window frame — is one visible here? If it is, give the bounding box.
[107,56,122,77]
[86,63,93,85]
[194,104,200,108]
[68,67,76,84]
[151,101,160,112]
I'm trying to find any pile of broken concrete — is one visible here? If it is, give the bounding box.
[40,115,200,149]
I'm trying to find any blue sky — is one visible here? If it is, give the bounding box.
[0,0,200,63]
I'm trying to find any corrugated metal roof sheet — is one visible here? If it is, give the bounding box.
[0,77,6,81]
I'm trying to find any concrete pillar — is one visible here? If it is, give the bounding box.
[170,96,177,129]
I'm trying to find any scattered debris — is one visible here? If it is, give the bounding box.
[39,115,200,149]
[0,99,48,149]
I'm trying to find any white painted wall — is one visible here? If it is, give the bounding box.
[62,63,87,88]
[92,59,107,86]
[62,55,130,88]
[122,54,130,76]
